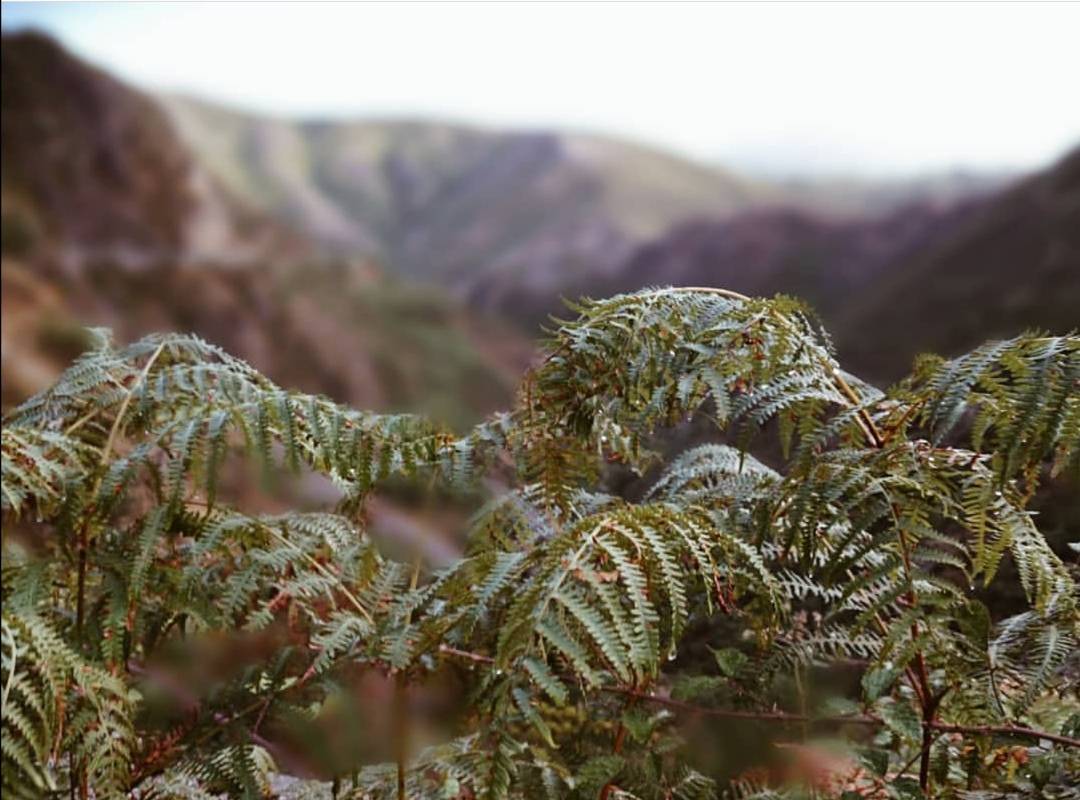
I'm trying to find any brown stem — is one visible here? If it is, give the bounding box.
[599,684,878,726]
[927,722,1079,749]
[598,693,634,800]
[893,515,938,793]
[436,646,1080,748]
[657,287,885,448]
[128,696,268,787]
[896,731,938,782]
[75,534,88,642]
[394,672,409,800]
[919,720,936,793]
[603,686,1080,748]
[394,556,423,800]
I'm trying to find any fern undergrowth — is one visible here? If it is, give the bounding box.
[2,289,1077,799]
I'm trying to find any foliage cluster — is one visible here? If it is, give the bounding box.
[2,288,1077,799]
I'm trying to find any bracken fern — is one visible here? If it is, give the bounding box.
[2,289,1076,799]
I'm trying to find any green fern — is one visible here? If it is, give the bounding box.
[2,288,1076,798]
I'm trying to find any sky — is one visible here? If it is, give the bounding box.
[3,1,1079,177]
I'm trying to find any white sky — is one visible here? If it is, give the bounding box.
[3,1,1079,176]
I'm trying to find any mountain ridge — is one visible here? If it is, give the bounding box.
[4,31,1075,407]
[0,31,529,424]
[160,92,770,303]
[0,31,303,270]
[160,91,1028,321]
[587,146,1079,382]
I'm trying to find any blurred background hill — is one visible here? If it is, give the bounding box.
[1,27,1077,424]
[1,31,530,426]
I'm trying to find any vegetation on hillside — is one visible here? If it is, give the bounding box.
[3,287,1077,799]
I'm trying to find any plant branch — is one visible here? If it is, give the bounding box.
[261,523,374,625]
[661,287,885,448]
[437,646,1080,748]
[76,343,166,642]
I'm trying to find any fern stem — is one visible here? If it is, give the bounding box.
[927,722,1079,749]
[394,673,408,800]
[394,554,423,800]
[598,688,1080,748]
[919,721,936,794]
[75,521,90,645]
[260,523,374,625]
[436,646,1080,748]
[599,694,634,800]
[76,343,166,644]
[99,342,166,468]
[892,508,939,793]
[648,286,886,447]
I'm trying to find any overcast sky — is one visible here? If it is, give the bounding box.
[3,2,1078,176]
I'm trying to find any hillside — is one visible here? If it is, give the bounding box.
[581,148,1078,383]
[161,95,771,306]
[0,32,529,425]
[162,95,1027,328]
[837,146,1080,378]
[0,31,296,268]
[4,31,1074,411]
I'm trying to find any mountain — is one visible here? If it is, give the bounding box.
[0,32,529,425]
[162,95,1025,324]
[5,31,1073,416]
[836,146,1079,378]
[0,31,297,269]
[160,95,771,308]
[592,147,1079,383]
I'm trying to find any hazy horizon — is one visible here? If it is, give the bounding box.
[3,1,1079,178]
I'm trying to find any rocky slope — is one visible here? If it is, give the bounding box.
[0,32,299,269]
[584,147,1078,383]
[0,32,529,425]
[161,95,773,308]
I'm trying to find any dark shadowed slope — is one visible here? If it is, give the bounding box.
[0,33,530,424]
[836,146,1080,380]
[585,148,1077,384]
[0,31,296,268]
